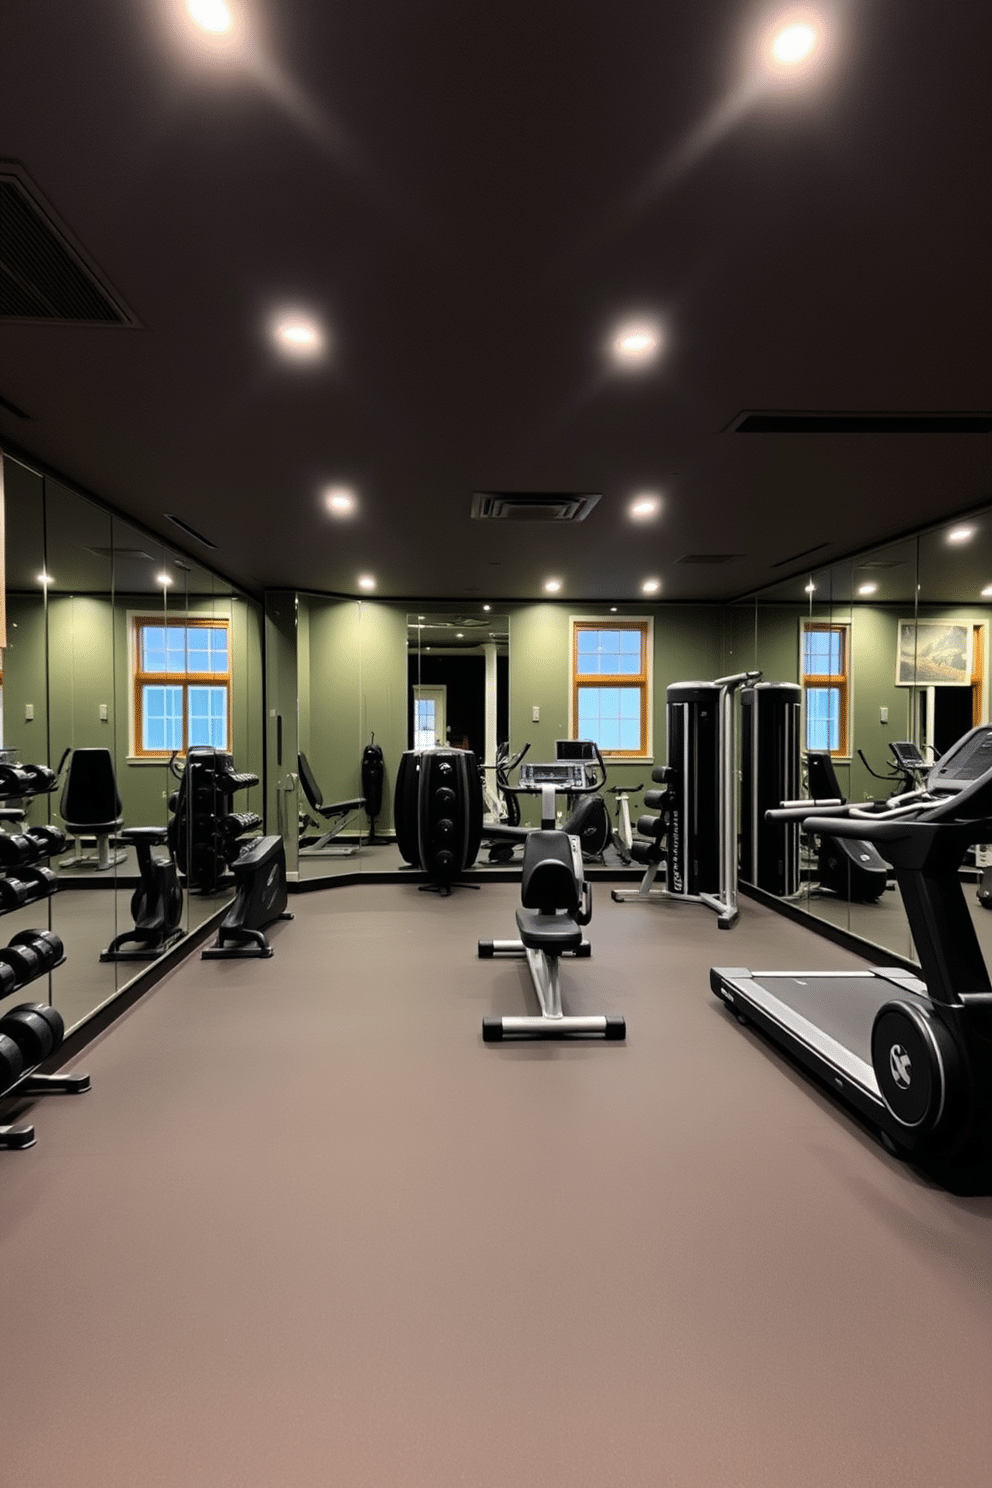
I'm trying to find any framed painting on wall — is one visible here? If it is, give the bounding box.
[896,620,972,686]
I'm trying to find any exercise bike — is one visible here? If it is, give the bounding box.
[100,826,185,962]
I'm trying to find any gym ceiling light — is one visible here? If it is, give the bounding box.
[325,486,356,516]
[641,578,661,594]
[358,575,376,590]
[187,0,233,33]
[948,526,975,544]
[630,493,662,520]
[610,320,662,368]
[544,578,562,593]
[270,313,326,360]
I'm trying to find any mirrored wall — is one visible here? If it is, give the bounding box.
[727,505,992,967]
[1,451,263,1033]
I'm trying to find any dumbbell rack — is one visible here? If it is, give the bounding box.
[169,746,262,894]
[0,766,90,1150]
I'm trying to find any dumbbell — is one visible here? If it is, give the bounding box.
[0,833,46,869]
[0,1032,25,1095]
[0,930,64,991]
[17,763,57,795]
[10,929,64,972]
[0,875,30,910]
[15,865,58,902]
[0,1002,65,1067]
[0,764,34,798]
[27,825,67,858]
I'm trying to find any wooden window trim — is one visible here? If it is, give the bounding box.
[132,616,232,759]
[571,619,650,758]
[801,621,850,758]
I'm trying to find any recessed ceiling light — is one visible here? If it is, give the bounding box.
[36,572,52,586]
[544,578,562,593]
[358,574,376,590]
[610,606,618,613]
[325,486,356,516]
[771,21,817,65]
[157,571,174,587]
[482,604,491,611]
[641,578,661,594]
[857,582,878,596]
[982,585,992,598]
[630,493,662,520]
[271,314,325,359]
[805,581,816,593]
[187,0,233,33]
[948,526,974,544]
[611,320,662,368]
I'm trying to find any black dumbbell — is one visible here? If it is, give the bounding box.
[0,764,34,798]
[17,865,58,901]
[0,1032,25,1094]
[27,825,67,858]
[0,833,43,868]
[0,876,30,910]
[18,763,57,794]
[0,1003,65,1067]
[0,941,44,989]
[10,929,64,972]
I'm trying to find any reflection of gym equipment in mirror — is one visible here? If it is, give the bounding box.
[803,752,889,902]
[712,724,992,1188]
[0,992,91,1151]
[297,752,365,857]
[100,827,185,962]
[613,672,761,928]
[407,613,509,767]
[57,747,126,870]
[168,747,262,893]
[479,763,625,1042]
[482,741,613,864]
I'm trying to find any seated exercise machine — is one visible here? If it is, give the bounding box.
[58,747,126,870]
[613,671,761,927]
[711,724,992,1185]
[100,826,185,962]
[479,761,625,1041]
[297,752,365,857]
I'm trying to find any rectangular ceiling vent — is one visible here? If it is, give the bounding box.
[676,553,742,565]
[88,547,156,561]
[0,165,138,324]
[471,491,601,522]
[730,410,992,434]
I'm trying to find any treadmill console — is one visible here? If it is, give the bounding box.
[927,725,992,800]
[519,761,588,793]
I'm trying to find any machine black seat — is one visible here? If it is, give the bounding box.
[514,907,583,952]
[520,830,580,915]
[119,825,168,846]
[298,753,365,820]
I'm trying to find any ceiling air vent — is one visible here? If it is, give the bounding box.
[730,411,992,434]
[676,553,742,565]
[471,491,601,522]
[0,164,138,324]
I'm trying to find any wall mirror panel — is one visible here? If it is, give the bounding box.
[745,507,992,971]
[1,450,264,1033]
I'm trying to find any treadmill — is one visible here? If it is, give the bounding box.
[711,724,992,1177]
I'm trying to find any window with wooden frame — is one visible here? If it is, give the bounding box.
[132,617,231,758]
[571,619,652,757]
[801,620,850,756]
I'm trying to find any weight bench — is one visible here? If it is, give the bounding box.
[478,828,625,1041]
[297,753,365,857]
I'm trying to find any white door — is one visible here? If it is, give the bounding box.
[412,685,446,748]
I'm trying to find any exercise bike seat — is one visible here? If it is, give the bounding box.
[514,830,586,952]
[119,826,168,848]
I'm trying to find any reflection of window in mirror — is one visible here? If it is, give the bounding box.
[801,620,849,755]
[570,617,653,757]
[130,614,231,757]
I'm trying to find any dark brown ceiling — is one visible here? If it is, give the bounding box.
[1,0,990,603]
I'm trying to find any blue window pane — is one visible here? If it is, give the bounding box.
[142,685,183,752]
[189,686,228,749]
[806,687,840,752]
[804,629,842,677]
[576,629,642,678]
[141,627,167,672]
[186,627,229,673]
[577,686,642,752]
[414,699,435,749]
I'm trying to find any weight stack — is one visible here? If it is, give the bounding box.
[393,748,483,886]
[740,682,801,896]
[665,682,721,900]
